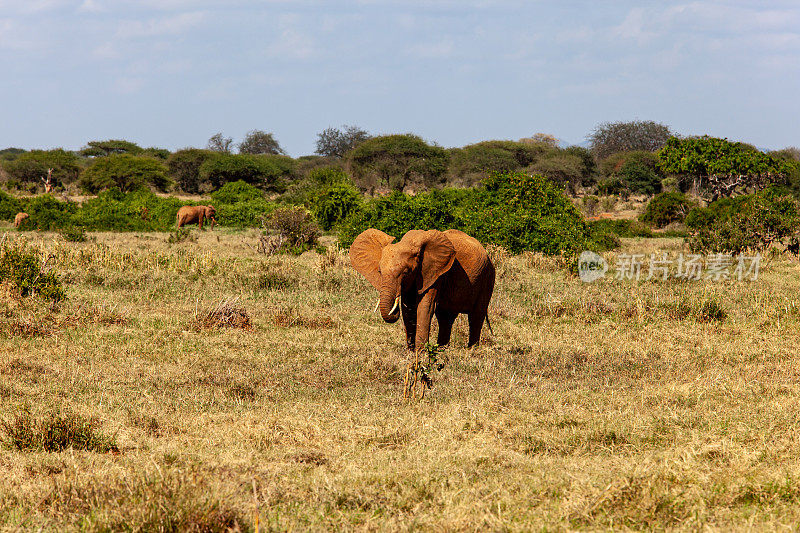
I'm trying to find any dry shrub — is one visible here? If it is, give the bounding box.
[485,244,509,279]
[272,307,335,329]
[523,251,561,272]
[195,298,253,330]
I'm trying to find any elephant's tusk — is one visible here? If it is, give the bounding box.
[373,299,380,313]
[389,296,401,316]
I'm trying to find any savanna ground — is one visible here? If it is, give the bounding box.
[3,227,800,531]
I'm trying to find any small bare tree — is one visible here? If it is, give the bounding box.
[41,168,53,193]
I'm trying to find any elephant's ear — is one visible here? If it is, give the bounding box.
[349,229,395,290]
[419,230,456,294]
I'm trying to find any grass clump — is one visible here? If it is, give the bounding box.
[195,298,253,330]
[0,237,66,302]
[166,227,197,244]
[2,410,118,453]
[60,226,87,242]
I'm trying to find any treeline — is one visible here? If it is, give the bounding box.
[2,122,799,201]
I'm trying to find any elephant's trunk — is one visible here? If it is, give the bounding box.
[379,281,401,323]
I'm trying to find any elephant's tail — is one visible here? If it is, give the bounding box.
[485,314,494,336]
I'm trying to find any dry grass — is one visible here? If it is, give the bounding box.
[3,227,800,529]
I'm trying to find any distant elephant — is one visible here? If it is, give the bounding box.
[14,212,29,228]
[350,228,495,352]
[176,205,216,230]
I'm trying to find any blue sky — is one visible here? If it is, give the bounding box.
[1,1,798,156]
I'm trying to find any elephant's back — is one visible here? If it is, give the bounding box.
[444,230,489,261]
[176,206,197,218]
[444,229,491,281]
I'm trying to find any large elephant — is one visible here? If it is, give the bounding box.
[176,205,216,230]
[350,228,495,352]
[14,212,29,228]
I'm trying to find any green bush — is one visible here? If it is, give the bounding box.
[61,226,87,242]
[0,190,23,221]
[80,154,171,193]
[619,152,662,195]
[215,199,275,227]
[311,182,362,231]
[338,172,604,258]
[75,188,183,231]
[685,188,800,254]
[198,154,290,192]
[23,195,77,230]
[639,192,694,228]
[0,238,66,301]
[338,188,468,247]
[589,219,654,238]
[210,180,265,204]
[465,172,594,255]
[281,166,350,205]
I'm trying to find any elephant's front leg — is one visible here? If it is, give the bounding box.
[401,289,418,351]
[414,288,438,352]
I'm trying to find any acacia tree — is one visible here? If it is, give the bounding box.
[589,120,673,159]
[315,125,371,158]
[238,130,285,155]
[658,136,796,200]
[80,140,144,157]
[207,133,233,153]
[347,134,448,193]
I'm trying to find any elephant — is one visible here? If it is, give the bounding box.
[350,228,495,352]
[14,212,29,228]
[176,205,216,230]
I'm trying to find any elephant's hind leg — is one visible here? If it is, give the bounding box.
[467,311,487,347]
[435,309,458,347]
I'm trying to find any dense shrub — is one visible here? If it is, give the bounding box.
[23,195,77,230]
[639,192,694,228]
[209,181,275,227]
[167,149,216,193]
[2,149,82,188]
[465,172,593,255]
[311,182,362,231]
[0,190,23,221]
[198,153,291,192]
[0,238,66,301]
[80,155,171,193]
[210,180,265,204]
[338,189,469,247]
[338,172,604,257]
[74,188,183,231]
[589,219,654,238]
[686,188,800,253]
